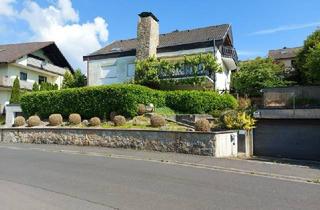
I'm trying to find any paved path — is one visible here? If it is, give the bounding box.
[0,143,320,209]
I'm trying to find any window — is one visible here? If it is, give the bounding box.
[101,65,117,78]
[39,76,47,84]
[20,72,27,81]
[127,64,135,77]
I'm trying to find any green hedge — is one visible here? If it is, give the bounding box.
[21,84,165,118]
[165,90,238,114]
[21,84,237,118]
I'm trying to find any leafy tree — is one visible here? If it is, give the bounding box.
[294,30,320,84]
[10,77,21,104]
[32,82,39,91]
[232,57,288,96]
[62,70,75,89]
[62,69,86,88]
[73,69,87,87]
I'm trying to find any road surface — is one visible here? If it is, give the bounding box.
[0,144,319,210]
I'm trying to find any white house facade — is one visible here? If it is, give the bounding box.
[0,42,73,114]
[84,12,237,91]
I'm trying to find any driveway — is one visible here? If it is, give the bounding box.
[0,143,319,210]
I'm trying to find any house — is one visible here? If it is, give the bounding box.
[83,12,238,92]
[268,46,302,74]
[0,41,73,113]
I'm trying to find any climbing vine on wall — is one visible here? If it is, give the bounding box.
[134,53,221,88]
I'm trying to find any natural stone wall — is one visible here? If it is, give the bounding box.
[0,128,237,156]
[136,15,159,59]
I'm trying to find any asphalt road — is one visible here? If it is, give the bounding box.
[0,146,320,210]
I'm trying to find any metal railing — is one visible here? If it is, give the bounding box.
[0,76,33,90]
[221,46,238,62]
[27,57,66,75]
[158,66,213,79]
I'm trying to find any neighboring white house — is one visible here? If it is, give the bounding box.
[0,41,73,114]
[84,12,238,91]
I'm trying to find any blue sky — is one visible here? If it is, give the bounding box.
[1,0,320,69]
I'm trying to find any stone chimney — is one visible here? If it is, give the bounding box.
[136,12,159,60]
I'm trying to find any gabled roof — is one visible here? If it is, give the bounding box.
[84,24,232,60]
[0,41,73,71]
[268,47,302,60]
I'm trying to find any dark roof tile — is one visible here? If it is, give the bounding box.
[88,24,230,57]
[268,47,302,60]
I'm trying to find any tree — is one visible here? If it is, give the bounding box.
[32,82,39,91]
[294,30,320,84]
[232,57,288,96]
[10,77,21,104]
[73,69,87,87]
[62,69,86,89]
[62,70,75,89]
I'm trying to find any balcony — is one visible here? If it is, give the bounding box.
[0,76,33,90]
[221,46,238,62]
[158,65,214,80]
[26,57,66,75]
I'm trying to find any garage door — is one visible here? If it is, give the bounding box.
[253,119,320,161]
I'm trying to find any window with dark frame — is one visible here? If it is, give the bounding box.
[20,72,27,81]
[38,75,47,84]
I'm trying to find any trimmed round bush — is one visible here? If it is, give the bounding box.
[27,115,41,127]
[109,111,117,121]
[49,114,63,126]
[89,117,101,126]
[137,104,146,115]
[69,113,81,125]
[113,115,126,126]
[195,119,211,132]
[14,116,25,127]
[150,115,166,127]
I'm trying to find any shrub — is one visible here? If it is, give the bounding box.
[89,117,101,126]
[27,115,41,127]
[49,114,63,126]
[69,113,81,125]
[165,90,237,114]
[238,97,251,110]
[137,104,146,115]
[195,119,211,132]
[222,111,256,130]
[20,84,237,119]
[113,115,126,126]
[109,111,117,121]
[14,116,25,127]
[21,84,166,119]
[10,77,20,104]
[150,115,166,127]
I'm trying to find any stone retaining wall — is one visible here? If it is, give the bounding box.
[0,128,238,157]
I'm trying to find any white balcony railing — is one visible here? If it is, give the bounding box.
[26,57,66,75]
[0,76,33,90]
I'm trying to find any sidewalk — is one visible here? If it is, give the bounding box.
[1,143,320,183]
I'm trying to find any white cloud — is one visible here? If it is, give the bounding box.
[250,22,320,35]
[0,0,16,16]
[2,0,109,71]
